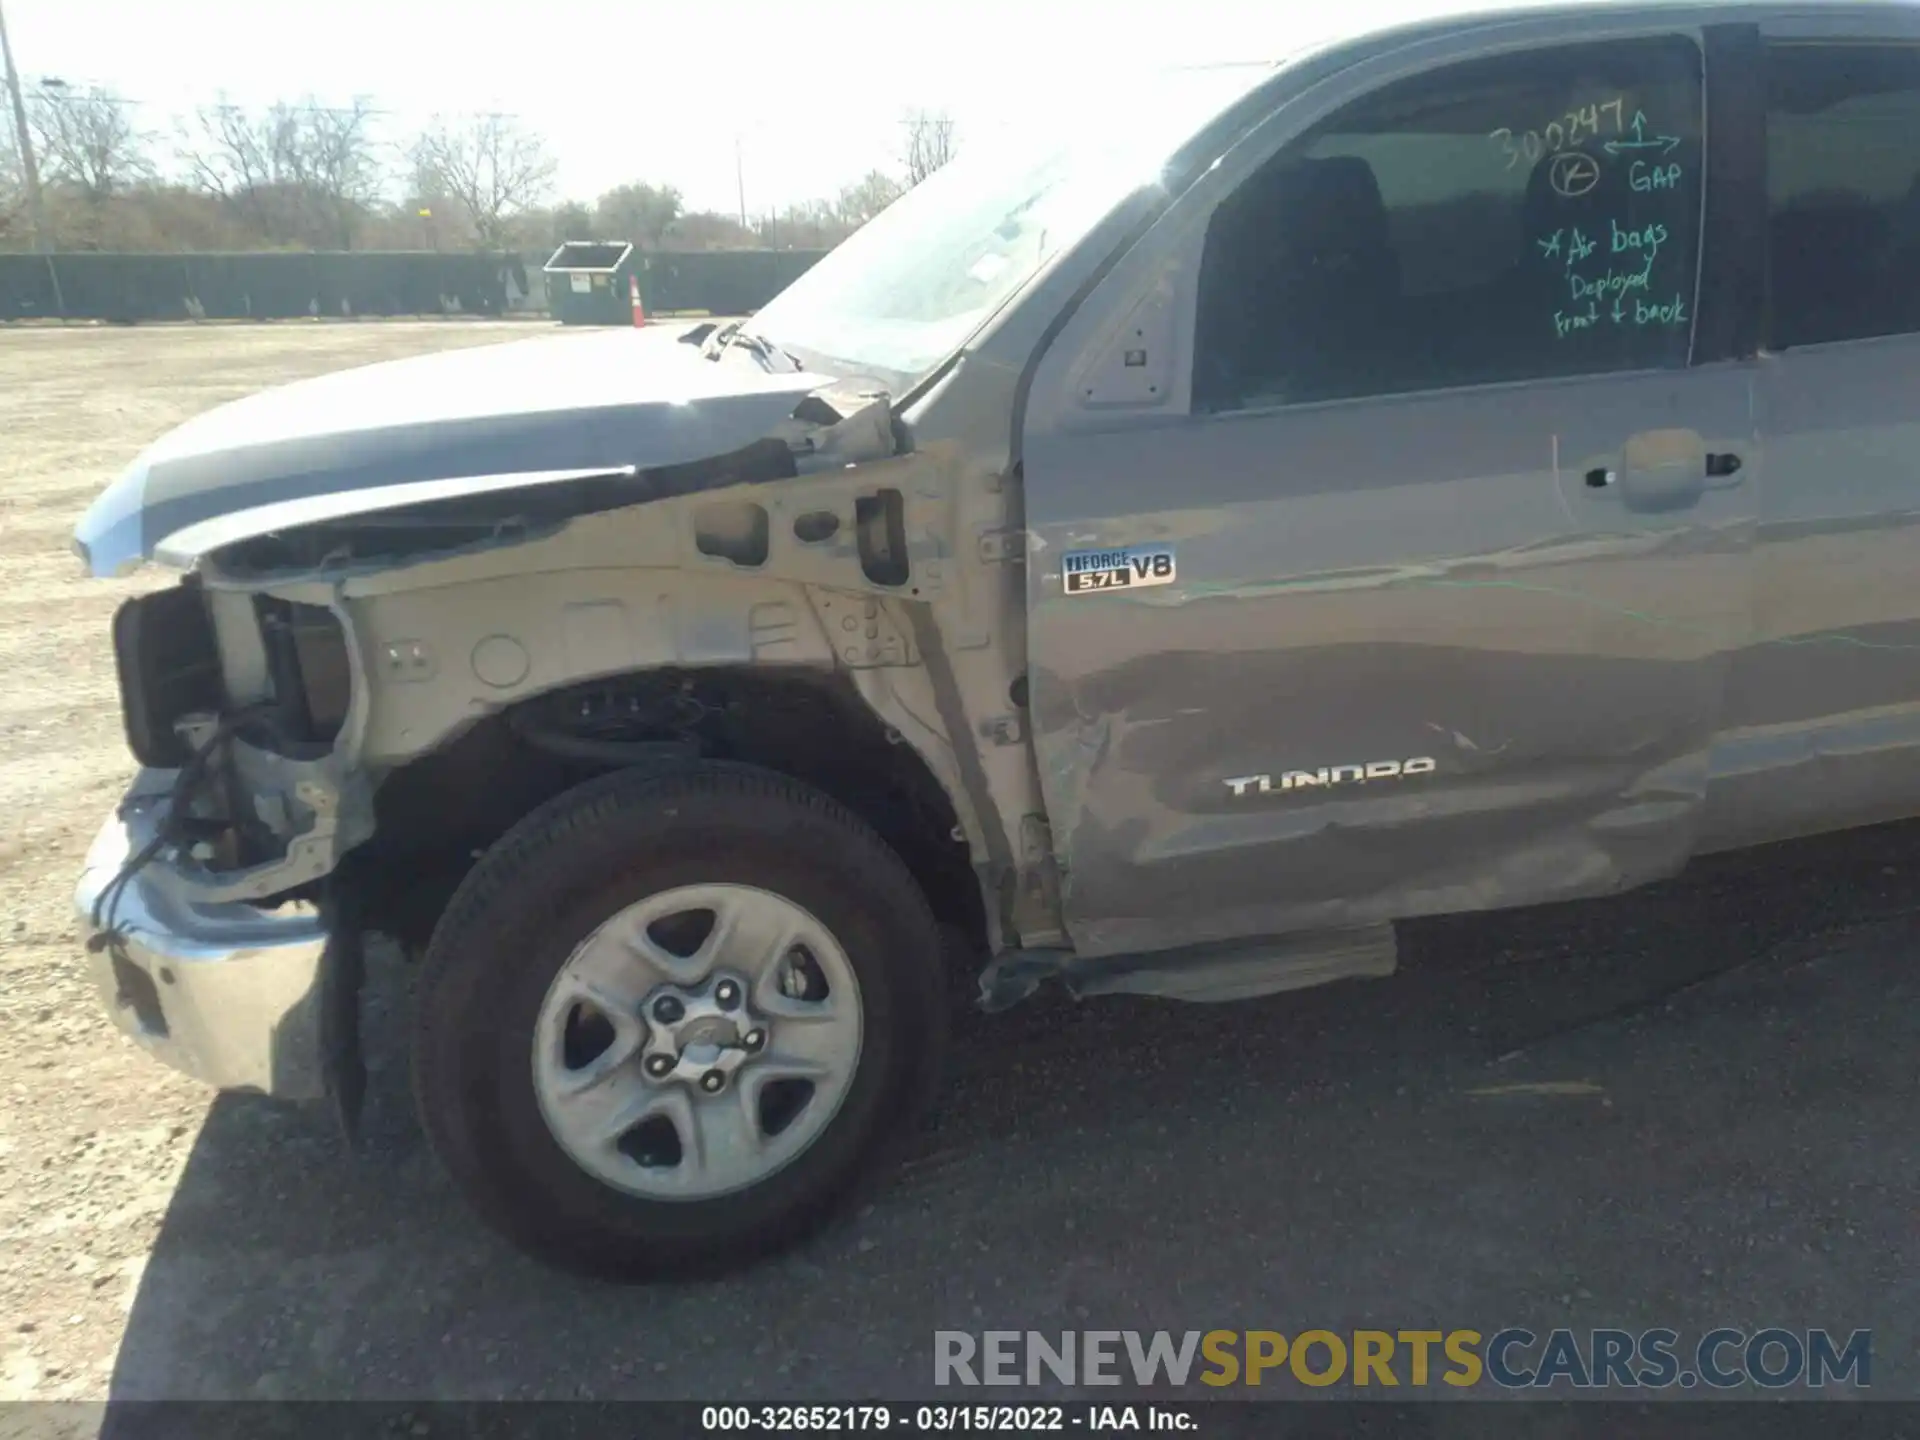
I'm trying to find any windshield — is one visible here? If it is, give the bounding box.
[751,65,1273,393]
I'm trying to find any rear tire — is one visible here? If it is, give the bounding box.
[411,762,946,1280]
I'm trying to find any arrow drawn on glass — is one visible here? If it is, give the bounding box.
[1603,110,1682,155]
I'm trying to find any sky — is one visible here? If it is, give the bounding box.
[0,0,1475,216]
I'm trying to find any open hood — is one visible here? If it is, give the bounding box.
[72,326,838,577]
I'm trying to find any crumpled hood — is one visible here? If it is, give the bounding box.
[73,325,834,576]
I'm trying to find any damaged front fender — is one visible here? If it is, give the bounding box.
[81,322,1057,965]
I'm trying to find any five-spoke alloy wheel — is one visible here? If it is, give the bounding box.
[413,763,946,1280]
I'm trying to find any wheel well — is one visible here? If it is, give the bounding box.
[347,667,986,959]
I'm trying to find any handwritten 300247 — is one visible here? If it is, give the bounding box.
[1491,97,1693,340]
[1489,95,1630,169]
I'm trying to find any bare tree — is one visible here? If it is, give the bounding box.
[902,110,956,187]
[0,120,20,214]
[836,169,904,226]
[179,96,385,247]
[408,113,556,249]
[179,102,273,223]
[275,98,382,248]
[0,145,23,245]
[29,82,153,199]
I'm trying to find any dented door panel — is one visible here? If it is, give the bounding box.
[1017,16,1772,960]
[1025,368,1760,959]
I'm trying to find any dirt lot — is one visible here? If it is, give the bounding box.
[0,322,541,1399]
[1,323,1915,1406]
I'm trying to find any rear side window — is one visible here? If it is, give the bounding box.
[1193,36,1705,411]
[1766,42,1920,349]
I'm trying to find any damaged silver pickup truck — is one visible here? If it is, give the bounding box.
[71,0,1920,1277]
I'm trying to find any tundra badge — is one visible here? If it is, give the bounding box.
[1224,758,1438,796]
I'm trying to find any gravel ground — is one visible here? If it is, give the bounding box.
[0,323,1913,1408]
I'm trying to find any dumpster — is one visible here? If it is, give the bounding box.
[542,241,637,325]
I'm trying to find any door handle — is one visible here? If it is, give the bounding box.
[1600,430,1737,513]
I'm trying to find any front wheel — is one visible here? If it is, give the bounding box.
[411,763,947,1280]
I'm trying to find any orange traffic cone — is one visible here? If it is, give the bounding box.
[628,273,646,327]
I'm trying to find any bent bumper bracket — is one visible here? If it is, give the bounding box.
[76,786,338,1100]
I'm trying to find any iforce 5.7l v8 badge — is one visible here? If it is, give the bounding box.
[1062,544,1176,596]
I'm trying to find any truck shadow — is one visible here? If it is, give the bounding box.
[106,821,1920,1402]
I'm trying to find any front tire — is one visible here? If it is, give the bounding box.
[411,763,946,1280]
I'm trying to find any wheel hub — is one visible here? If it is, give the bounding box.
[639,972,766,1094]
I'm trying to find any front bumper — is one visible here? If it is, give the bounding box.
[75,785,331,1100]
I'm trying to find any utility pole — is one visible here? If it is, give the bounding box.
[0,0,49,251]
[734,133,746,229]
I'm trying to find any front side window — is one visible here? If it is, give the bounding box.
[1766,42,1920,349]
[1193,36,1706,412]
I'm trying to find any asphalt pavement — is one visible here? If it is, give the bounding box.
[96,816,1919,1404]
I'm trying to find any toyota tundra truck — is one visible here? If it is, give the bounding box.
[70,1,1920,1277]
